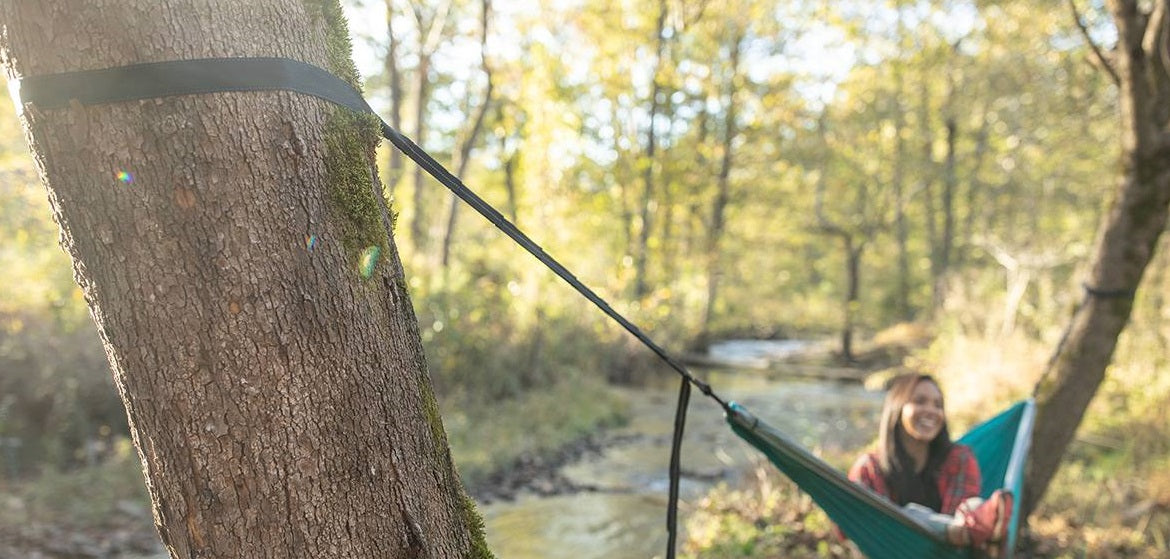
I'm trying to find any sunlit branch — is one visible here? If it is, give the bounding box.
[1067,0,1121,85]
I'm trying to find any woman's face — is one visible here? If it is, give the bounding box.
[899,379,945,444]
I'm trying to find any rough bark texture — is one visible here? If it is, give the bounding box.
[0,1,491,557]
[1026,0,1170,514]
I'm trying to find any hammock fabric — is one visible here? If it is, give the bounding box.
[727,399,1036,559]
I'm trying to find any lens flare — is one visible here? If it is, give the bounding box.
[116,171,133,184]
[305,234,319,251]
[359,245,381,278]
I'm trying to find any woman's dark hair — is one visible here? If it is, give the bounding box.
[877,373,953,504]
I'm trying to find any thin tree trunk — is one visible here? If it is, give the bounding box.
[410,49,433,250]
[959,108,991,267]
[702,28,743,334]
[407,0,452,253]
[892,61,912,321]
[843,238,863,363]
[1026,0,1170,513]
[940,116,956,287]
[501,140,520,224]
[928,112,957,310]
[0,1,490,557]
[439,0,494,270]
[813,138,868,362]
[633,0,668,300]
[383,0,405,197]
[919,77,941,312]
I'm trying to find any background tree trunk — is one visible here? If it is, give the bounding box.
[382,0,406,198]
[633,0,669,301]
[439,0,495,271]
[701,27,743,336]
[0,1,490,557]
[406,0,452,254]
[892,66,913,322]
[1026,0,1170,514]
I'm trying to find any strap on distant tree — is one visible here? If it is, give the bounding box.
[1082,282,1136,300]
[18,56,726,559]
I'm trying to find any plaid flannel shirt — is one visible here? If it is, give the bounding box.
[848,443,981,515]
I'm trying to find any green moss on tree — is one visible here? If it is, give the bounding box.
[462,491,496,559]
[321,110,388,262]
[301,0,363,89]
[300,0,390,267]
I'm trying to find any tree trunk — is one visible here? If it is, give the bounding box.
[409,48,433,251]
[406,0,452,254]
[892,63,912,322]
[0,1,490,557]
[959,109,991,267]
[439,0,494,270]
[633,0,668,301]
[842,238,863,363]
[383,0,405,197]
[917,78,937,296]
[1026,0,1170,513]
[501,136,520,224]
[940,116,956,287]
[702,28,743,335]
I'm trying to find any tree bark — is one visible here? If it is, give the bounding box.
[1026,0,1170,514]
[0,1,491,557]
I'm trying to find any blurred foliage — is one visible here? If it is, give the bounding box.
[0,98,125,479]
[682,464,855,558]
[0,437,148,530]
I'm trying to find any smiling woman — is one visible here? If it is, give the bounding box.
[848,373,1014,553]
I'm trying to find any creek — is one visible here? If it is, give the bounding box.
[478,340,885,559]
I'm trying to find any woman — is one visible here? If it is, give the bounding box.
[848,373,1012,551]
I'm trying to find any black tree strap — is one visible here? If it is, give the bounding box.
[1082,282,1137,300]
[19,57,375,114]
[19,56,726,555]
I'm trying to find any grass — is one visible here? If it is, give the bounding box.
[441,377,628,487]
[0,438,150,531]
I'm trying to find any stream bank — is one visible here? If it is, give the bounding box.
[475,339,885,559]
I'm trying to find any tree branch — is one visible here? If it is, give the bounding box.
[1067,0,1121,85]
[1142,0,1170,112]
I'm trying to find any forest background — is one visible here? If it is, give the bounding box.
[2,0,1168,557]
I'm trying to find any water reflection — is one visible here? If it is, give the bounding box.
[480,340,884,559]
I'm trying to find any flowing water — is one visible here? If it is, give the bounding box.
[478,340,885,559]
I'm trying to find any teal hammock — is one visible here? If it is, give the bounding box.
[727,399,1036,559]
